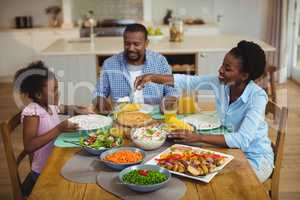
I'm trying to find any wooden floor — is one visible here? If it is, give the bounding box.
[0,81,300,200]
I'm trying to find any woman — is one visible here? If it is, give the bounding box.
[134,40,274,182]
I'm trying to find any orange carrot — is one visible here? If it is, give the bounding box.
[105,150,143,164]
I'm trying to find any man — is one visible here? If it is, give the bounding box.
[93,23,178,114]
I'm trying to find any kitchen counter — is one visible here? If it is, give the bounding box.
[42,35,275,56]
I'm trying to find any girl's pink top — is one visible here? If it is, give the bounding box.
[21,102,60,173]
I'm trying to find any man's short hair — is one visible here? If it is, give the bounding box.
[123,23,148,40]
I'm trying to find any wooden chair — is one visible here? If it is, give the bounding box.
[0,112,31,200]
[256,65,277,103]
[263,100,288,200]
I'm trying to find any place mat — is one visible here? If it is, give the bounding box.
[54,131,87,148]
[96,172,186,200]
[60,143,171,184]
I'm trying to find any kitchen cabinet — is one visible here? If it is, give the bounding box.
[0,31,34,78]
[197,52,226,75]
[0,28,78,80]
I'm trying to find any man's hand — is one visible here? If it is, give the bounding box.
[134,74,154,90]
[167,129,201,143]
[93,96,113,115]
[73,105,96,115]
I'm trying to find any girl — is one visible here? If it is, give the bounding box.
[14,61,92,196]
[134,41,274,182]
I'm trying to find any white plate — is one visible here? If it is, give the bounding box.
[145,144,234,183]
[139,104,155,113]
[182,112,221,130]
[68,114,112,131]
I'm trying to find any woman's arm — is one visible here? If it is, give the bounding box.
[135,74,218,92]
[168,130,228,147]
[23,116,78,153]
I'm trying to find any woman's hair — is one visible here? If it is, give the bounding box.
[14,61,55,101]
[230,40,266,81]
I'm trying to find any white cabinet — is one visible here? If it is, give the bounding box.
[0,28,79,79]
[197,52,226,75]
[0,31,34,77]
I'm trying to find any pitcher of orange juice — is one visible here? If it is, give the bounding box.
[178,90,197,114]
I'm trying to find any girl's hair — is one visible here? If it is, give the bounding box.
[14,61,55,101]
[229,40,266,81]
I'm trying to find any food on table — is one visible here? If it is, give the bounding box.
[163,117,194,131]
[117,111,153,127]
[119,103,141,112]
[105,150,143,164]
[122,169,168,185]
[79,128,123,150]
[109,127,124,137]
[156,145,226,176]
[131,126,167,150]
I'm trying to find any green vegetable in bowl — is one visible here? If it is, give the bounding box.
[122,169,168,185]
[79,128,123,150]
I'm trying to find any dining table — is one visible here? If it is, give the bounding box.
[28,143,270,200]
[28,103,270,200]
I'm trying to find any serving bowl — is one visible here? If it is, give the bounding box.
[118,164,171,192]
[100,147,145,170]
[130,126,167,150]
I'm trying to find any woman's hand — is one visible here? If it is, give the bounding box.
[167,129,201,143]
[57,120,79,132]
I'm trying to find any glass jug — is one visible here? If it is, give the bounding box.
[169,17,184,42]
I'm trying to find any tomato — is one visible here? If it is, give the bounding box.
[138,169,148,176]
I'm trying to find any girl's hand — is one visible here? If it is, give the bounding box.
[167,129,201,143]
[57,120,79,132]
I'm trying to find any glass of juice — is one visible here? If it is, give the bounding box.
[162,96,178,122]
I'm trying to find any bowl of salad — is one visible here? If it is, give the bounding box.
[118,164,171,192]
[131,126,167,150]
[80,128,124,156]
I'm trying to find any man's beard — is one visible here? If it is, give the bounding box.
[125,51,141,62]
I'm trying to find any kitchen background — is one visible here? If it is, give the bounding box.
[0,0,268,39]
[0,0,297,84]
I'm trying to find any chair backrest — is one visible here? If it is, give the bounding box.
[265,100,288,200]
[257,65,277,103]
[1,112,28,200]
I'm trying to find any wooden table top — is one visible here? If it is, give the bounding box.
[28,145,270,200]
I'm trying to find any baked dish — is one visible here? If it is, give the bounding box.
[117,111,153,127]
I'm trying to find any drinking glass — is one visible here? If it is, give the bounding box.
[162,96,178,122]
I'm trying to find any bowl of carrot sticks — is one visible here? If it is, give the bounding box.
[100,147,145,170]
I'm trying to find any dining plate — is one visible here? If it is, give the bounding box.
[68,114,113,131]
[182,112,221,130]
[145,144,234,183]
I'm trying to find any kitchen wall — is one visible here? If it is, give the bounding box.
[214,0,269,41]
[0,0,61,28]
[71,0,143,24]
[151,0,215,25]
